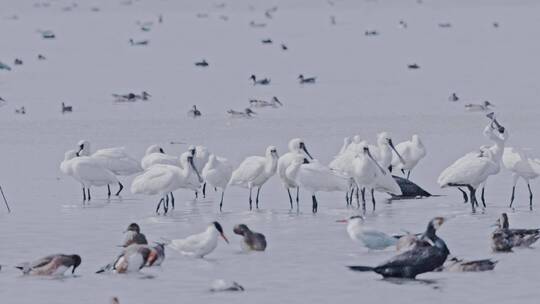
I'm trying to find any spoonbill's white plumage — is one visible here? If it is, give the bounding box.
[502,147,540,209]
[193,145,210,197]
[61,150,119,201]
[277,138,314,209]
[390,134,426,179]
[368,132,404,169]
[438,118,507,212]
[131,154,202,214]
[337,137,352,156]
[140,145,181,170]
[338,215,398,250]
[329,136,365,176]
[202,154,233,211]
[286,156,353,213]
[229,146,279,210]
[167,222,229,258]
[76,140,141,195]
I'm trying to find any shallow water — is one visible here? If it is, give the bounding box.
[1,0,540,303]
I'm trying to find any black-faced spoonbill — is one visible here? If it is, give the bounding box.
[202,154,233,211]
[229,146,279,210]
[277,138,314,209]
[502,147,540,210]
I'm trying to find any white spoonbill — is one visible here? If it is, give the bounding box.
[352,146,392,209]
[502,147,540,210]
[286,156,353,213]
[167,222,229,258]
[337,215,398,250]
[131,153,202,214]
[76,140,141,196]
[229,146,279,210]
[61,150,119,201]
[438,117,507,212]
[140,145,183,170]
[390,134,427,179]
[202,154,233,211]
[277,138,314,209]
[368,132,405,169]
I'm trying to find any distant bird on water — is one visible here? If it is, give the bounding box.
[61,102,72,114]
[195,59,209,67]
[298,74,316,84]
[233,224,267,251]
[250,75,271,85]
[188,105,202,118]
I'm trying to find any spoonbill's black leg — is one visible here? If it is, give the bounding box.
[361,188,366,203]
[407,170,411,180]
[528,183,533,210]
[287,188,293,209]
[219,191,225,211]
[82,187,86,201]
[371,188,376,210]
[170,192,175,209]
[355,187,360,208]
[458,188,468,203]
[481,187,486,207]
[509,185,516,208]
[202,182,207,198]
[256,187,261,209]
[249,187,253,210]
[87,188,91,201]
[115,182,123,196]
[156,197,164,214]
[467,185,476,213]
[312,195,318,213]
[107,185,111,198]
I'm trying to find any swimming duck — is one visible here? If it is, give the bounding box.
[0,61,12,71]
[298,74,316,84]
[249,97,282,108]
[129,39,149,46]
[261,39,273,44]
[16,254,81,276]
[233,224,267,251]
[210,280,245,292]
[465,101,494,112]
[14,58,23,65]
[492,213,540,252]
[122,223,148,247]
[408,63,420,69]
[250,75,271,85]
[15,106,26,114]
[188,105,202,117]
[227,108,256,118]
[437,257,497,272]
[61,102,72,114]
[249,21,266,28]
[348,217,449,279]
[449,93,459,102]
[365,30,379,36]
[41,30,55,39]
[195,59,209,67]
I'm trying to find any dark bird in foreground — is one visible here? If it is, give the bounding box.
[491,213,540,252]
[348,217,449,279]
[233,224,267,251]
[16,254,81,275]
[391,175,431,199]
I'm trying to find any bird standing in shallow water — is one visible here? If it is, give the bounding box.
[502,147,540,210]
[337,215,398,250]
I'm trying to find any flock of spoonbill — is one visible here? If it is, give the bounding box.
[58,113,540,215]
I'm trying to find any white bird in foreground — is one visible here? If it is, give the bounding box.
[286,156,353,213]
[61,150,119,201]
[390,134,427,179]
[76,140,141,196]
[337,215,398,250]
[438,115,507,212]
[202,154,233,211]
[502,147,540,210]
[277,138,314,209]
[167,222,229,258]
[229,146,279,210]
[131,153,203,214]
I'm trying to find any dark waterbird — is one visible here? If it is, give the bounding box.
[348,217,449,279]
